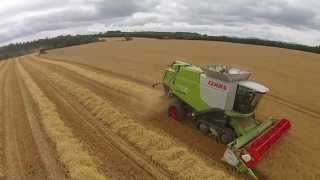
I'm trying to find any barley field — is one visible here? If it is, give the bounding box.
[0,38,319,179]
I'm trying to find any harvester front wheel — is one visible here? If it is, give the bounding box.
[168,99,185,121]
[197,122,209,135]
[217,128,236,144]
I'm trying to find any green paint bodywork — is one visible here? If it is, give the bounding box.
[162,61,209,111]
[162,61,273,136]
[226,117,278,179]
[226,111,257,136]
[229,117,277,150]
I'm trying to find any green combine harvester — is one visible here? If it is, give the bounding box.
[161,61,291,178]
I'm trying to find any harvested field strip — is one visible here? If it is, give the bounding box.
[23,59,163,179]
[29,56,236,171]
[0,61,9,178]
[39,55,153,87]
[16,60,67,180]
[26,59,234,179]
[32,55,153,99]
[10,58,62,179]
[31,57,232,157]
[17,61,106,180]
[3,60,25,179]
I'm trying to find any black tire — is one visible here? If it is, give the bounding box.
[168,98,185,121]
[216,128,236,144]
[197,121,209,135]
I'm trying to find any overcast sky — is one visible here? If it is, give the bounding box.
[1,0,320,46]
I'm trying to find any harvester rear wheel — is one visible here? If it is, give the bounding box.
[168,99,185,121]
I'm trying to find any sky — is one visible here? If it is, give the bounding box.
[1,0,320,46]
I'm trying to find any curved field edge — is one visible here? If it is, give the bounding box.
[25,58,234,179]
[16,60,106,180]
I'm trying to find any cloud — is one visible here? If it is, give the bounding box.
[0,0,155,44]
[110,0,320,45]
[1,0,320,46]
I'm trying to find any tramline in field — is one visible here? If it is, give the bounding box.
[161,61,291,178]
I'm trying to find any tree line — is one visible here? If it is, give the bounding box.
[0,35,100,60]
[103,31,320,54]
[1,31,319,60]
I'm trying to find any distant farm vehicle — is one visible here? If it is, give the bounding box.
[38,49,47,55]
[161,61,291,178]
[124,37,133,41]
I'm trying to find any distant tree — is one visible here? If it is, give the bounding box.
[0,34,100,60]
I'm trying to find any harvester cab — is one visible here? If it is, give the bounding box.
[161,61,291,179]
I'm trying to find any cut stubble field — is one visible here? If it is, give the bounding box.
[42,38,320,179]
[0,44,237,179]
[0,38,319,180]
